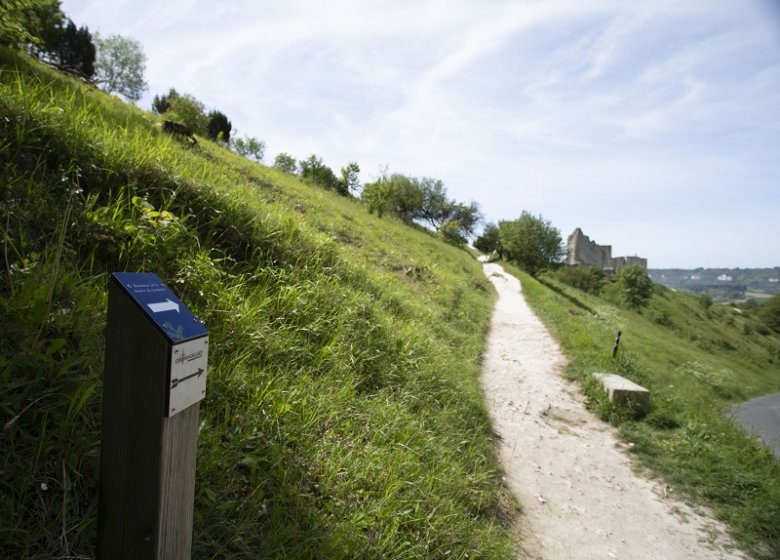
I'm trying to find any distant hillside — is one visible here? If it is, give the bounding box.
[649,268,780,301]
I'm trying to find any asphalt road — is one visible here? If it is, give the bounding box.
[731,392,780,459]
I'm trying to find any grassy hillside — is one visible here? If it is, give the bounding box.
[0,48,515,558]
[506,263,780,559]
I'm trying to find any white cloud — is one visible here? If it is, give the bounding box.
[57,0,780,266]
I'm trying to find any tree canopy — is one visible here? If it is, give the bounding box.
[152,89,208,136]
[474,223,500,254]
[52,19,96,78]
[273,153,298,174]
[339,162,361,196]
[361,172,481,243]
[617,264,654,310]
[94,33,147,101]
[300,155,340,191]
[757,293,780,334]
[207,110,232,143]
[498,212,563,276]
[231,136,265,162]
[1,0,62,50]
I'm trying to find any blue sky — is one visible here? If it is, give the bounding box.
[60,0,780,268]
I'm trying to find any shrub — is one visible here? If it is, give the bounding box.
[757,293,780,334]
[497,212,563,276]
[555,266,605,295]
[617,264,653,310]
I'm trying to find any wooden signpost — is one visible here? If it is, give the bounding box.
[98,272,208,559]
[611,330,622,358]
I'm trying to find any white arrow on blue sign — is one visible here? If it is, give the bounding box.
[148,298,180,314]
[112,272,207,343]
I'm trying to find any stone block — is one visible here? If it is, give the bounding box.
[593,373,650,416]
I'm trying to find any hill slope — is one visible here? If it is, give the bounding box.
[508,263,780,559]
[0,49,514,558]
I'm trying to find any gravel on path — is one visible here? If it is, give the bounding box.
[480,261,749,560]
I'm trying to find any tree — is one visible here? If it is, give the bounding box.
[418,177,450,228]
[556,266,605,295]
[0,0,62,51]
[362,173,423,224]
[617,264,653,310]
[474,223,500,254]
[206,110,232,143]
[361,178,393,217]
[231,136,265,162]
[756,293,780,334]
[440,219,467,246]
[53,18,95,77]
[94,33,147,101]
[152,88,176,115]
[448,201,481,240]
[338,162,361,196]
[273,153,298,174]
[300,154,339,191]
[163,91,208,136]
[498,212,563,276]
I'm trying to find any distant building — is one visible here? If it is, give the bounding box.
[566,228,647,274]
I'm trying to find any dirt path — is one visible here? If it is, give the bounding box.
[480,261,749,560]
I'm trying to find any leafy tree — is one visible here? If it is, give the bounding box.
[556,266,605,295]
[206,110,232,143]
[163,91,208,136]
[273,153,298,174]
[448,201,481,240]
[0,0,62,50]
[415,178,480,239]
[362,173,422,224]
[440,219,467,246]
[757,293,780,334]
[231,136,265,162]
[94,33,147,101]
[53,18,95,76]
[338,162,361,196]
[388,175,424,224]
[474,223,500,254]
[362,172,480,237]
[617,264,653,310]
[498,212,563,276]
[152,88,176,115]
[361,178,393,217]
[300,154,339,191]
[0,0,38,48]
[418,177,450,228]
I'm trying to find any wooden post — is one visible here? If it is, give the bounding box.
[99,272,208,559]
[611,330,622,358]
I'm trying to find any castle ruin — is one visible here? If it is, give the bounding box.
[566,228,647,273]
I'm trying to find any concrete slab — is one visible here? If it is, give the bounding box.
[594,373,650,416]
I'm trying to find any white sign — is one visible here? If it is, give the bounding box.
[168,336,208,417]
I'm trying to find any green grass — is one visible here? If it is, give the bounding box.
[502,262,780,559]
[0,48,515,558]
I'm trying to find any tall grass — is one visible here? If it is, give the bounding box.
[0,48,514,558]
[505,262,780,559]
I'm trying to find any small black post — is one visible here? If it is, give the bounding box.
[98,272,208,559]
[611,330,622,359]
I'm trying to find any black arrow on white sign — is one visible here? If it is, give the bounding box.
[171,368,204,389]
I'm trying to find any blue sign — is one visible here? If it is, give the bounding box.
[112,272,208,343]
